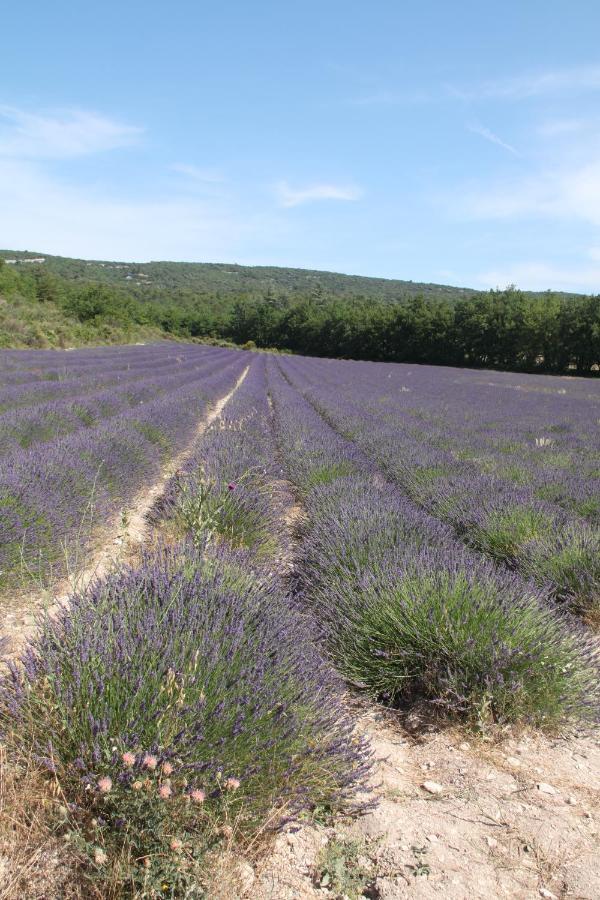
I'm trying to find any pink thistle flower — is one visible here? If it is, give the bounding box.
[158,784,172,799]
[97,776,112,794]
[142,753,159,771]
[190,788,206,803]
[161,761,174,776]
[121,751,136,768]
[225,777,240,791]
[170,837,183,853]
[93,847,107,865]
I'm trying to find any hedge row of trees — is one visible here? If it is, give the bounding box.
[228,290,600,374]
[2,260,599,374]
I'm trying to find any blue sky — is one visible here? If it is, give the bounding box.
[2,1,600,292]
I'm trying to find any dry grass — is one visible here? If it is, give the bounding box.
[0,742,96,899]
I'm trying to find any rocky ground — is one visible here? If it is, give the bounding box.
[246,704,600,900]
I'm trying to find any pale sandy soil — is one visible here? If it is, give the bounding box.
[248,706,600,900]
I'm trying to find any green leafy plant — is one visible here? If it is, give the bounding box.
[314,837,374,899]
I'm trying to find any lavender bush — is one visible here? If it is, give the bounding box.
[299,478,600,726]
[1,540,370,891]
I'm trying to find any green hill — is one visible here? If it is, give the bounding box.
[0,250,482,303]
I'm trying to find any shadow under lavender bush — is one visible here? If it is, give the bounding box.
[1,540,370,893]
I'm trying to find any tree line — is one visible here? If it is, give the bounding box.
[1,259,599,374]
[228,289,600,374]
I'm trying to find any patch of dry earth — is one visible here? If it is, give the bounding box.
[250,708,600,900]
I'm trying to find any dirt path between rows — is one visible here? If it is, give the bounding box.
[249,706,600,900]
[0,365,249,659]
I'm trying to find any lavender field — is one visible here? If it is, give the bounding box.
[1,343,599,895]
[0,344,249,587]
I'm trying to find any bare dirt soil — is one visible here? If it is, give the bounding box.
[247,705,600,900]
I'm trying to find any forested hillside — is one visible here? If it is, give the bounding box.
[0,252,598,374]
[0,249,480,302]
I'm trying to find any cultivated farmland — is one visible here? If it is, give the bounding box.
[1,344,599,898]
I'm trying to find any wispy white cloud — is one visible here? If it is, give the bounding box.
[0,105,141,159]
[468,123,519,155]
[537,117,588,137]
[447,64,600,102]
[276,180,363,207]
[0,156,258,260]
[475,260,600,293]
[170,162,226,183]
[0,103,283,260]
[457,160,600,225]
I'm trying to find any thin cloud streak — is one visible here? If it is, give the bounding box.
[468,123,520,155]
[537,118,588,137]
[0,105,142,159]
[447,64,600,101]
[275,180,363,207]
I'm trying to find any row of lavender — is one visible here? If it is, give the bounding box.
[266,357,599,724]
[0,344,206,406]
[150,353,291,557]
[1,354,369,892]
[281,357,600,520]
[278,356,600,616]
[1,343,598,890]
[0,342,201,380]
[0,346,227,430]
[145,354,368,809]
[0,344,249,588]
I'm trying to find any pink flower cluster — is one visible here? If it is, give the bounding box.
[94,751,240,805]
